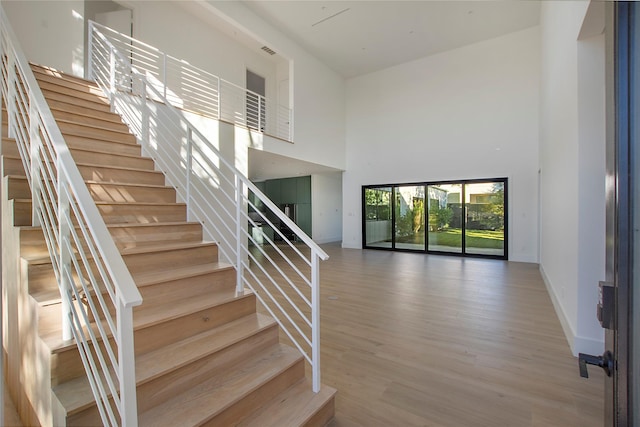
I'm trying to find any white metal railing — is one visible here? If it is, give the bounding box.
[89,22,292,141]
[89,21,328,392]
[0,9,142,427]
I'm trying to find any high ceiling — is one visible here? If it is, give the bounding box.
[242,1,541,78]
[185,1,542,180]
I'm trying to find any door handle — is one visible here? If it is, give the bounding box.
[578,351,614,378]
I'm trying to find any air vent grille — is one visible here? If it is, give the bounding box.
[261,46,276,55]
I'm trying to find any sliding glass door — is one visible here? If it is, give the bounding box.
[427,183,462,253]
[363,178,507,259]
[464,182,505,256]
[395,185,426,250]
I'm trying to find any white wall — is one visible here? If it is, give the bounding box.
[539,0,605,355]
[123,1,279,103]
[312,173,343,244]
[205,1,347,173]
[2,0,85,76]
[342,27,540,263]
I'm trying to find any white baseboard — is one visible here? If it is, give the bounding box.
[539,265,604,356]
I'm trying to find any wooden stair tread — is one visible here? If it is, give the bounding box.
[2,154,159,175]
[69,146,149,162]
[138,343,303,427]
[132,287,252,329]
[39,286,252,354]
[238,379,337,427]
[53,313,278,415]
[56,118,133,136]
[133,261,233,287]
[31,63,100,88]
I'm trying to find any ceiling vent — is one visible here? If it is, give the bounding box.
[261,46,276,56]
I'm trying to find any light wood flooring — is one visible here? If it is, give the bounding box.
[4,242,603,426]
[316,243,603,427]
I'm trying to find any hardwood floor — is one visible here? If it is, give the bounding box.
[313,243,603,427]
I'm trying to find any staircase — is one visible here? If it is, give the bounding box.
[1,64,336,426]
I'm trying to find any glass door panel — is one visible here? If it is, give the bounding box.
[464,182,505,257]
[364,187,393,248]
[394,185,425,250]
[427,184,462,253]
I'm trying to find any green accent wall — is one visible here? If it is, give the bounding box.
[252,176,312,237]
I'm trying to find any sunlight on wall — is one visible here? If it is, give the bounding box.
[72,10,84,77]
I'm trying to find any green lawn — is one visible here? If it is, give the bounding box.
[429,228,504,249]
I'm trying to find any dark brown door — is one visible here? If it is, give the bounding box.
[580,3,638,425]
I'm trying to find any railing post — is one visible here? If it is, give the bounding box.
[109,45,116,110]
[162,53,167,100]
[29,100,41,227]
[258,96,263,132]
[311,253,321,393]
[235,178,244,295]
[141,80,149,148]
[117,299,138,427]
[6,51,15,139]
[217,77,221,121]
[88,22,94,81]
[186,127,192,220]
[57,174,73,341]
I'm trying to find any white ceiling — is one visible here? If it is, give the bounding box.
[242,1,541,78]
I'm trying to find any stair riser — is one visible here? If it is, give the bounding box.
[40,89,111,113]
[134,294,257,355]
[138,268,235,306]
[98,203,187,224]
[137,325,280,413]
[3,133,141,158]
[51,109,130,133]
[71,149,155,171]
[5,176,30,199]
[58,121,134,144]
[109,223,203,250]
[3,155,26,176]
[87,183,176,203]
[46,98,122,123]
[78,165,165,186]
[37,80,107,104]
[8,179,177,204]
[20,227,49,259]
[303,398,336,427]
[2,137,21,158]
[64,134,141,156]
[12,199,32,226]
[33,69,106,96]
[203,360,306,426]
[123,244,218,275]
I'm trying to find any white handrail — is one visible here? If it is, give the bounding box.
[89,21,292,141]
[1,8,141,427]
[89,21,328,393]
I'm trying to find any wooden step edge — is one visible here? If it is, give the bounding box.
[21,238,215,267]
[52,313,279,415]
[3,154,158,176]
[69,146,151,162]
[238,379,337,427]
[49,106,126,125]
[131,288,255,331]
[84,180,171,190]
[119,239,215,255]
[33,72,107,97]
[136,313,278,385]
[39,90,112,112]
[133,261,234,288]
[56,118,133,136]
[30,63,99,88]
[40,287,254,355]
[138,343,304,426]
[76,161,162,175]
